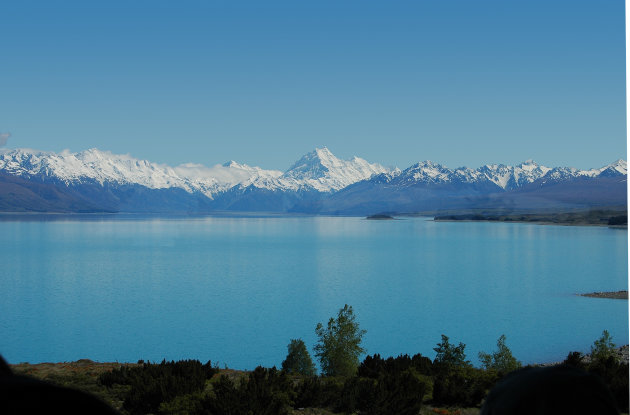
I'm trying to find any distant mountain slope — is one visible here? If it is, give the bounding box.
[0,148,625,214]
[305,160,627,215]
[488,175,628,210]
[0,172,109,213]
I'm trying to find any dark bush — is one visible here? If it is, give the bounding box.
[203,366,294,415]
[432,366,496,407]
[563,347,629,413]
[202,375,243,414]
[98,360,217,415]
[335,376,377,413]
[563,351,586,369]
[368,369,427,415]
[586,357,629,413]
[358,353,433,379]
[335,370,427,415]
[294,376,344,409]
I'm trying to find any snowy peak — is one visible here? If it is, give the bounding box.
[510,160,551,188]
[400,161,451,183]
[277,147,390,192]
[478,164,513,189]
[284,148,335,180]
[516,159,538,169]
[222,160,242,168]
[398,161,487,185]
[599,159,627,176]
[389,159,626,190]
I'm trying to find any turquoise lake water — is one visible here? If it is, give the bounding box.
[0,215,627,369]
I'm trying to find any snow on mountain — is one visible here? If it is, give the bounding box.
[0,147,389,199]
[380,158,626,191]
[173,161,282,197]
[475,160,550,190]
[392,160,541,189]
[0,148,625,201]
[396,161,452,184]
[595,159,627,177]
[478,164,514,189]
[512,160,552,186]
[398,161,493,185]
[0,148,188,189]
[0,148,280,199]
[237,147,390,193]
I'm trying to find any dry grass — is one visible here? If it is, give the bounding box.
[10,360,139,412]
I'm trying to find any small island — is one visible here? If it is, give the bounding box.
[366,214,395,220]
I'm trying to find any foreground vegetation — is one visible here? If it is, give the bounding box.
[8,306,629,414]
[10,337,628,414]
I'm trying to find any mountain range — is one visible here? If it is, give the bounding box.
[0,147,626,214]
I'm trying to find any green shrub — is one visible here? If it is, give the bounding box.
[433,334,470,368]
[590,330,618,363]
[478,335,521,375]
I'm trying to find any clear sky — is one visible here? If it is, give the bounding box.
[0,0,626,170]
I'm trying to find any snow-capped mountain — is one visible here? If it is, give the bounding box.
[376,158,626,190]
[231,147,390,193]
[312,158,627,215]
[0,147,386,196]
[0,147,626,214]
[0,148,284,200]
[281,147,389,191]
[173,160,283,198]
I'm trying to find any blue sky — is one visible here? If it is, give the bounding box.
[0,0,625,170]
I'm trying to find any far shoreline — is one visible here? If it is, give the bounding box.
[579,290,628,300]
[432,209,627,228]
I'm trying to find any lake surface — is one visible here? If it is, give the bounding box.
[0,215,627,369]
